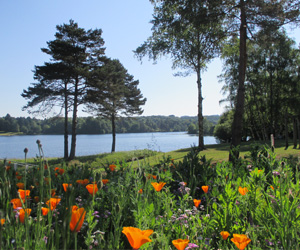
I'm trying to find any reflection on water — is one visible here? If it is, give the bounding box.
[0,132,218,159]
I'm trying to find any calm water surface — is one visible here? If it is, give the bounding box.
[0,132,219,159]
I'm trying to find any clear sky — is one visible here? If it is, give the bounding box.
[0,0,299,118]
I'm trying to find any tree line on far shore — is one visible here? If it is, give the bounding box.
[0,114,219,136]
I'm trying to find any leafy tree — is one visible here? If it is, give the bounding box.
[22,20,106,159]
[135,0,224,150]
[218,0,300,160]
[220,29,300,146]
[85,58,146,152]
[213,110,234,143]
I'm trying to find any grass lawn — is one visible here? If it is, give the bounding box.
[7,139,300,168]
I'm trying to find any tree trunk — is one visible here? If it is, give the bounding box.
[111,113,116,153]
[293,116,297,149]
[297,116,300,149]
[269,70,274,136]
[197,70,204,150]
[229,0,247,162]
[284,111,288,150]
[64,81,69,160]
[69,79,79,160]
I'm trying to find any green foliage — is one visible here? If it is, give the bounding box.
[2,143,300,249]
[0,114,219,135]
[213,110,234,142]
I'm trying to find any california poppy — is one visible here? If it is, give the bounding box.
[44,177,50,185]
[138,189,143,194]
[270,185,274,190]
[193,199,201,208]
[33,196,39,203]
[19,208,32,223]
[109,164,116,171]
[16,183,25,189]
[1,219,5,225]
[86,184,98,195]
[70,207,86,232]
[102,179,109,185]
[231,234,251,250]
[18,189,30,200]
[59,168,65,175]
[147,174,157,179]
[51,189,56,197]
[238,187,249,196]
[62,183,72,192]
[151,182,166,192]
[42,207,49,216]
[172,239,189,250]
[54,167,60,171]
[11,198,23,209]
[220,231,230,240]
[122,227,153,250]
[46,198,61,210]
[202,186,209,193]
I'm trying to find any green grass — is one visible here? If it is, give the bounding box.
[7,139,300,168]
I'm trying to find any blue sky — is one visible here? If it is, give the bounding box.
[0,0,299,118]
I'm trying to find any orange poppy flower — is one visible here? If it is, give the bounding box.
[138,189,143,194]
[55,173,58,177]
[19,208,32,223]
[46,198,61,210]
[193,199,201,208]
[70,207,86,232]
[18,189,30,200]
[16,176,22,180]
[42,207,49,216]
[1,219,5,225]
[86,184,98,195]
[270,185,274,190]
[16,183,25,189]
[59,168,65,175]
[122,227,153,250]
[51,189,56,197]
[202,186,209,193]
[15,172,19,176]
[54,167,60,171]
[33,196,40,203]
[62,183,72,192]
[44,177,50,185]
[11,198,23,209]
[109,164,116,171]
[147,174,157,179]
[238,187,249,196]
[172,239,189,250]
[151,182,166,192]
[231,234,251,250]
[102,179,109,185]
[220,231,230,240]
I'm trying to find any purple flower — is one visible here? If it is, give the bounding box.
[185,243,199,249]
[43,236,48,244]
[265,239,274,246]
[273,171,280,176]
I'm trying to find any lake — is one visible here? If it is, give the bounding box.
[0,132,219,159]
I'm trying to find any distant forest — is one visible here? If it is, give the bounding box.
[0,114,219,136]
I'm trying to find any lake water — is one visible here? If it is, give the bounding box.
[0,132,219,159]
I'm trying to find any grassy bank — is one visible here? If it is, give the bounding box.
[6,139,299,169]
